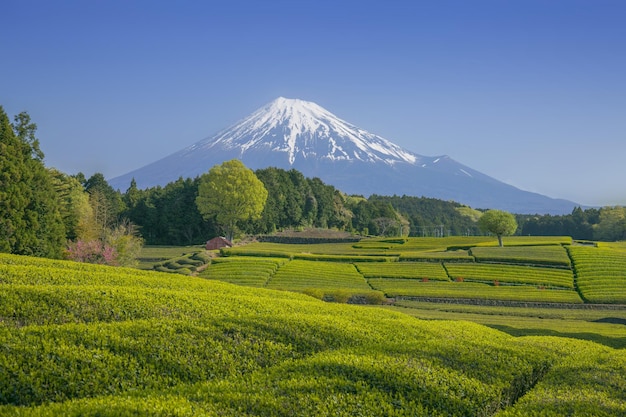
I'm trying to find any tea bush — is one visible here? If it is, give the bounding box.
[568,246,626,303]
[1,248,623,416]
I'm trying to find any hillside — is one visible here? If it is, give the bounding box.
[0,252,625,416]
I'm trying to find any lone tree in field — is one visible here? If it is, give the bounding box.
[477,209,518,247]
[196,159,268,241]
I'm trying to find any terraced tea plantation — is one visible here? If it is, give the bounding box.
[444,263,574,288]
[569,245,626,304]
[208,236,588,305]
[201,257,287,287]
[202,236,626,349]
[1,251,625,416]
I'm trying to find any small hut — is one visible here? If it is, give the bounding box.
[205,236,233,251]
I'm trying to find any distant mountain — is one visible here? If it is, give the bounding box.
[109,97,579,214]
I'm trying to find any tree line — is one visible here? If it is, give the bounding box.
[91,164,626,245]
[0,107,142,265]
[2,107,625,264]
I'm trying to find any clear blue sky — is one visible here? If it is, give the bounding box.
[2,0,625,207]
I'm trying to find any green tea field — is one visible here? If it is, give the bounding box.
[1,236,625,415]
[200,236,626,349]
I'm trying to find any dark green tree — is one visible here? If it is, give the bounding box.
[255,167,307,232]
[121,177,215,245]
[0,107,65,257]
[307,177,335,228]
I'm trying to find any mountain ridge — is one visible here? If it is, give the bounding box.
[109,97,580,214]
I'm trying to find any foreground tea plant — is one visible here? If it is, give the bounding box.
[0,251,624,416]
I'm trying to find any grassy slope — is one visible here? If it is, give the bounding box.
[0,253,625,416]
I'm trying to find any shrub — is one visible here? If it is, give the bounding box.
[191,251,212,263]
[65,240,118,266]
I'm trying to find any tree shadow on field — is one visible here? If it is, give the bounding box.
[592,317,626,325]
[488,325,626,349]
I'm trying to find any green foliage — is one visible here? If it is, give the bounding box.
[356,261,450,281]
[368,195,482,237]
[470,245,572,267]
[196,160,268,240]
[199,237,626,309]
[0,253,624,415]
[0,108,65,258]
[254,167,353,233]
[518,207,597,240]
[200,257,286,287]
[568,245,626,303]
[455,205,483,222]
[478,210,518,246]
[399,250,474,261]
[111,159,621,246]
[103,220,144,267]
[498,337,626,416]
[49,169,94,241]
[123,177,216,246]
[593,206,626,241]
[292,253,394,262]
[83,173,125,234]
[221,247,293,259]
[152,252,210,275]
[267,260,371,291]
[444,263,575,288]
[390,300,626,349]
[371,279,583,303]
[254,168,309,231]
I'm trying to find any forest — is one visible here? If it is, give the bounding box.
[95,168,625,246]
[1,106,625,263]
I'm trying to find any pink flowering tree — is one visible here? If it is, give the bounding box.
[65,239,118,265]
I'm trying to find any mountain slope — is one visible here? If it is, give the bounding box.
[109,97,579,214]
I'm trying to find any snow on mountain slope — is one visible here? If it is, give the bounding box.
[183,97,418,166]
[109,97,580,214]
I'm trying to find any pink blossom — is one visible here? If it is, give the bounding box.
[66,239,119,266]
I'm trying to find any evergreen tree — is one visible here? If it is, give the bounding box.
[122,178,216,245]
[0,107,65,257]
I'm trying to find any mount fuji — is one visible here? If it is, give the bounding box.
[109,97,579,214]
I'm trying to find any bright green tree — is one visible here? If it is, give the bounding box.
[83,172,125,233]
[593,206,626,241]
[0,107,65,257]
[50,169,95,240]
[196,159,268,241]
[477,209,518,247]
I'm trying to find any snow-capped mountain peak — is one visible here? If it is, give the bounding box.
[108,97,581,214]
[188,97,418,165]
